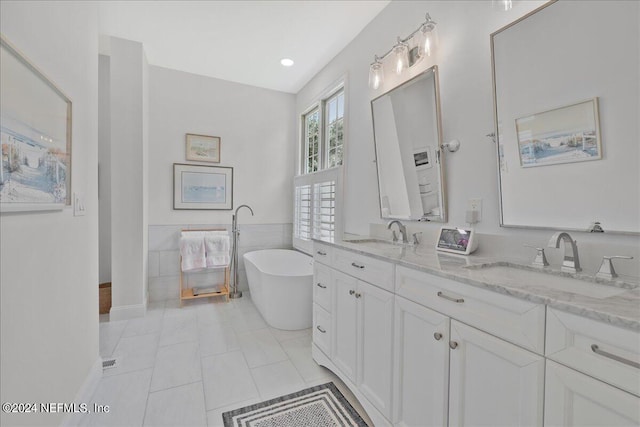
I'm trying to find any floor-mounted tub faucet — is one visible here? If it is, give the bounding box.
[548,232,581,273]
[230,204,254,299]
[387,220,408,244]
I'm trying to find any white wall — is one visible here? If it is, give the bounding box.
[99,55,112,284]
[109,38,149,319]
[0,2,100,426]
[148,65,296,226]
[296,0,640,276]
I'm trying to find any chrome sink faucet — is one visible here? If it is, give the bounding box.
[548,232,581,273]
[387,220,408,244]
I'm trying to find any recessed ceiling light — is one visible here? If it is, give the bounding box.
[280,58,294,67]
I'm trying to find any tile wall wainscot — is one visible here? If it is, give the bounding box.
[148,223,293,302]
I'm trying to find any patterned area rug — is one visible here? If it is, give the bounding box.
[222,382,369,427]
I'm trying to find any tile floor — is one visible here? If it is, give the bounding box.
[77,295,371,426]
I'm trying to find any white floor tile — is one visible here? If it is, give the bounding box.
[122,316,163,337]
[78,369,152,427]
[159,312,198,347]
[280,335,332,383]
[99,319,128,358]
[143,382,207,426]
[105,333,159,376]
[201,351,259,410]
[268,326,311,343]
[150,341,201,392]
[198,322,239,357]
[237,328,288,368]
[250,359,306,400]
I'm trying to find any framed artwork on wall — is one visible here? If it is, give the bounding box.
[0,35,72,212]
[186,133,220,163]
[515,98,601,168]
[173,163,233,210]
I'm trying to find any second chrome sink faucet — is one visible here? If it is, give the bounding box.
[387,220,408,244]
[548,232,581,273]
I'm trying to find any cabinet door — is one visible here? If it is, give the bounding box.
[448,321,544,427]
[393,296,449,427]
[545,360,640,427]
[357,280,395,420]
[332,270,358,382]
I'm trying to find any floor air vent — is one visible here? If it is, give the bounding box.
[102,358,118,370]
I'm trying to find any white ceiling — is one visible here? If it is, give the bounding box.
[98,1,390,94]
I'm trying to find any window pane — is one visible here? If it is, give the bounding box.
[303,108,319,174]
[337,93,344,118]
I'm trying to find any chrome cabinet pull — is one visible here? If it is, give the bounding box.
[591,344,640,369]
[449,341,458,349]
[316,326,327,334]
[349,289,355,295]
[355,293,362,298]
[316,250,327,256]
[351,262,365,269]
[316,283,327,289]
[434,332,443,341]
[437,291,464,304]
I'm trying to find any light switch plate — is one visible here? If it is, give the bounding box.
[74,192,86,216]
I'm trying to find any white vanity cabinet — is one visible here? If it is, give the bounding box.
[313,243,395,422]
[544,308,640,426]
[393,269,545,427]
[393,296,450,426]
[448,320,544,427]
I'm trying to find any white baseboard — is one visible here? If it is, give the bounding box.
[61,357,103,426]
[110,302,146,321]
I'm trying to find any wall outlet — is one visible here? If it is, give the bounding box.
[468,198,482,221]
[74,192,86,216]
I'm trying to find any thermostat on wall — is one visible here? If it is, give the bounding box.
[436,227,478,255]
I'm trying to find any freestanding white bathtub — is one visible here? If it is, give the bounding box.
[243,249,313,330]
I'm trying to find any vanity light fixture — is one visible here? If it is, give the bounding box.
[368,13,437,89]
[368,56,384,90]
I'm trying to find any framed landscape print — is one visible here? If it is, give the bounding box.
[0,35,72,212]
[173,163,233,210]
[515,98,601,168]
[186,133,220,163]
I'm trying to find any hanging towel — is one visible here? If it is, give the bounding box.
[204,232,230,267]
[179,235,206,271]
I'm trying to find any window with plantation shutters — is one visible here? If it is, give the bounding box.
[293,167,341,254]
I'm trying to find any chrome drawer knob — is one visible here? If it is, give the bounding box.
[449,341,458,350]
[434,332,443,341]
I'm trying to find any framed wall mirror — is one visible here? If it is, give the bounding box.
[491,0,639,234]
[371,66,447,222]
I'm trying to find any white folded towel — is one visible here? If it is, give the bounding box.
[204,232,230,267]
[179,235,206,272]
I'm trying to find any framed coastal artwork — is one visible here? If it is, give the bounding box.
[0,35,72,212]
[173,163,233,210]
[186,133,220,163]
[515,98,601,168]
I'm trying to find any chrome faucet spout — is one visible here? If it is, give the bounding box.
[548,232,582,273]
[230,204,254,299]
[387,220,408,244]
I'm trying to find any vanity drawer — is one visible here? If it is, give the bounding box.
[546,308,640,396]
[313,262,332,312]
[396,265,545,354]
[332,247,394,292]
[313,303,332,356]
[313,242,333,265]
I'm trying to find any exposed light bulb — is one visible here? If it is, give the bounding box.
[369,60,384,90]
[393,42,409,75]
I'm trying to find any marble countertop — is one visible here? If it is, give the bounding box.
[313,237,640,331]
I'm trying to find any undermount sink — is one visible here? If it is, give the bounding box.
[343,238,410,250]
[464,262,633,299]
